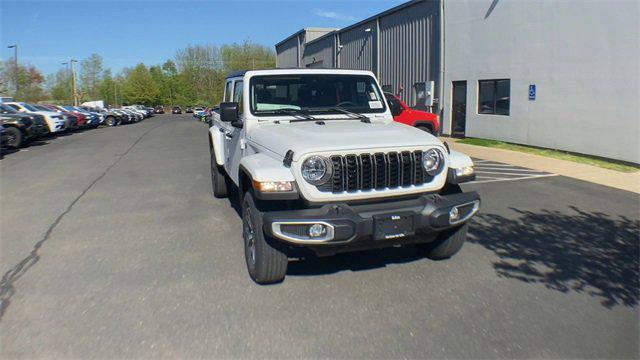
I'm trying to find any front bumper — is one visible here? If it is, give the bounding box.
[50,121,66,132]
[262,191,480,253]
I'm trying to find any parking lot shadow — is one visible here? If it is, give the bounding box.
[287,246,424,276]
[468,206,639,308]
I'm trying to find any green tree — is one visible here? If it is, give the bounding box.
[0,60,9,95]
[122,63,159,105]
[162,60,179,106]
[80,53,104,100]
[48,68,73,103]
[175,44,223,106]
[99,69,117,107]
[2,62,48,102]
[220,40,276,72]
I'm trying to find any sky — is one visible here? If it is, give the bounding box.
[1,0,405,76]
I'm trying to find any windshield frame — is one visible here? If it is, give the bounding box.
[248,74,387,117]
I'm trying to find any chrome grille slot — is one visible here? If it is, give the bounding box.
[319,150,432,193]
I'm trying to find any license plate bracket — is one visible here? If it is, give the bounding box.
[373,212,415,240]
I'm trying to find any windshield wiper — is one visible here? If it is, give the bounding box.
[267,108,317,121]
[330,107,370,123]
[305,107,371,123]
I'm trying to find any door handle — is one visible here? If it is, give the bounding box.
[224,133,234,139]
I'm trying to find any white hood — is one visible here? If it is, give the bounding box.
[248,120,442,161]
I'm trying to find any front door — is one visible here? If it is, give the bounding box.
[451,81,467,137]
[224,80,244,184]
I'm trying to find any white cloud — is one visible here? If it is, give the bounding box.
[313,9,356,22]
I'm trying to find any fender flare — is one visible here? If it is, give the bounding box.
[448,149,474,169]
[413,121,436,134]
[238,153,298,199]
[208,126,225,166]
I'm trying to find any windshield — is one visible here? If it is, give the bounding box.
[34,105,53,111]
[249,74,386,116]
[0,104,17,113]
[23,103,39,111]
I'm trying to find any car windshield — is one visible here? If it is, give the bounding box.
[23,103,39,111]
[0,104,17,113]
[249,74,386,116]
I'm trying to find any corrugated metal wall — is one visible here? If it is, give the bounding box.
[338,20,377,71]
[276,36,299,68]
[305,29,331,43]
[379,0,440,107]
[303,35,335,68]
[275,1,441,108]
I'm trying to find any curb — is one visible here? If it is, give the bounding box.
[444,140,640,194]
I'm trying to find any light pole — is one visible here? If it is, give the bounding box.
[70,59,78,106]
[7,45,18,95]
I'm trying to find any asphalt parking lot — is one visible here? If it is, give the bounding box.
[1,114,638,358]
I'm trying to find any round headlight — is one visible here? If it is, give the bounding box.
[301,156,332,185]
[423,148,444,176]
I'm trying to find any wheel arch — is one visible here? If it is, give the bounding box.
[414,121,436,134]
[238,165,253,196]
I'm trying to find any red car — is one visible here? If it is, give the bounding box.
[384,92,439,135]
[43,104,87,128]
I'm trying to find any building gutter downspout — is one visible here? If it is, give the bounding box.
[439,0,446,135]
[376,17,381,79]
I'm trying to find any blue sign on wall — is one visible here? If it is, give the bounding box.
[529,84,536,101]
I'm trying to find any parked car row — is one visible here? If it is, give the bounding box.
[0,102,155,150]
[169,105,206,115]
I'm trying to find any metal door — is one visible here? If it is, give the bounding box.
[451,81,467,137]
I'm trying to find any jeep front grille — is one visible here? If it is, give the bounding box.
[317,151,432,193]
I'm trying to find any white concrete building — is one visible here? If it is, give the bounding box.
[441,0,639,163]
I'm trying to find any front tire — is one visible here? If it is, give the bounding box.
[242,191,288,284]
[210,151,228,198]
[424,224,468,260]
[5,127,22,148]
[105,116,116,127]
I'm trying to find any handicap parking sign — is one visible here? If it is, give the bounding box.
[529,85,536,101]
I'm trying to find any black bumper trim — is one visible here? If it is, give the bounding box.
[262,191,480,245]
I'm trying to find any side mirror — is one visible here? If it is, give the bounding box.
[220,102,238,123]
[390,101,403,116]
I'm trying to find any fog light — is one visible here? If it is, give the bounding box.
[449,207,460,223]
[308,224,327,238]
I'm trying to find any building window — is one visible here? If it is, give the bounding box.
[478,79,510,115]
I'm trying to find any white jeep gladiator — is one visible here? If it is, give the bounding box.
[209,69,480,284]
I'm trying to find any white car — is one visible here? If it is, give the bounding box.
[124,105,151,117]
[208,69,480,284]
[4,102,66,133]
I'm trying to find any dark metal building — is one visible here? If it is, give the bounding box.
[275,0,441,113]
